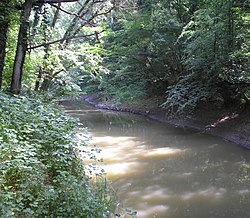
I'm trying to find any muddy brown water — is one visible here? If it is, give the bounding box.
[64,101,250,218]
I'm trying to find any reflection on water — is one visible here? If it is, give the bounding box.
[64,102,250,218]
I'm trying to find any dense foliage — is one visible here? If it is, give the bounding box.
[0,0,113,95]
[1,0,249,112]
[91,0,249,113]
[0,92,113,217]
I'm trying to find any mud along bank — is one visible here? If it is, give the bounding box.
[84,96,250,150]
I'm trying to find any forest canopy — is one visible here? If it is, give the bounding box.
[0,0,249,112]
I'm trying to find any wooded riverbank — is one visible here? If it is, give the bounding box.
[85,96,250,150]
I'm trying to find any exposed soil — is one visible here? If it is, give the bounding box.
[84,95,250,150]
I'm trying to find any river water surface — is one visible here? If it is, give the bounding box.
[64,101,250,218]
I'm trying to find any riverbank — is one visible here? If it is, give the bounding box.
[0,93,114,217]
[84,95,250,150]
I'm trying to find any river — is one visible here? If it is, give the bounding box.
[63,101,250,218]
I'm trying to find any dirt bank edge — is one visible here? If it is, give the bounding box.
[84,96,250,150]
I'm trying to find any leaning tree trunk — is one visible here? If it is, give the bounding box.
[40,74,52,91]
[34,66,43,91]
[10,0,33,94]
[0,0,11,90]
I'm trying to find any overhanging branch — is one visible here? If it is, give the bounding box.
[16,0,80,10]
[28,31,104,49]
[49,3,96,27]
[70,6,114,38]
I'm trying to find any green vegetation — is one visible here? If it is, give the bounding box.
[1,0,249,112]
[94,0,249,113]
[0,92,113,217]
[0,0,249,215]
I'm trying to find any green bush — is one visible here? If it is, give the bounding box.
[106,83,146,105]
[0,92,114,217]
[161,74,221,114]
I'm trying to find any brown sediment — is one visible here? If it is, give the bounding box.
[84,95,250,150]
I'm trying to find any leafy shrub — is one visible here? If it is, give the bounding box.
[161,74,220,114]
[0,92,114,217]
[106,83,146,104]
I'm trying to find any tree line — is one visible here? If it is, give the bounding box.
[0,0,113,95]
[0,0,249,112]
[92,0,249,113]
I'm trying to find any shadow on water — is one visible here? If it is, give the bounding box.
[63,101,250,218]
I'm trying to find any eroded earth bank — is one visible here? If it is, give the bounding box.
[85,95,250,150]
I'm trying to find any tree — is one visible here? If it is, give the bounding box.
[0,0,11,90]
[10,0,33,94]
[182,0,250,102]
[9,0,114,94]
[85,0,249,111]
[10,0,79,94]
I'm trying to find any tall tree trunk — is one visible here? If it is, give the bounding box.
[40,74,52,91]
[10,0,33,94]
[0,0,11,90]
[34,66,43,91]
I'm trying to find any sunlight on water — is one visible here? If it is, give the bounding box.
[181,187,227,201]
[238,189,250,195]
[143,147,185,157]
[89,134,188,181]
[91,136,137,143]
[90,135,187,159]
[137,205,169,218]
[102,162,144,177]
[64,102,250,218]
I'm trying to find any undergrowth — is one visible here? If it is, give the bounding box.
[0,92,114,217]
[161,74,221,114]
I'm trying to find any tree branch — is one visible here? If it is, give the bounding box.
[28,31,104,49]
[51,2,61,27]
[52,63,74,77]
[71,6,114,37]
[49,3,96,27]
[61,0,91,43]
